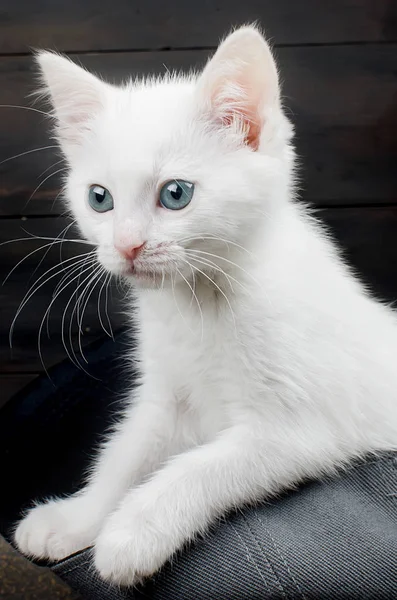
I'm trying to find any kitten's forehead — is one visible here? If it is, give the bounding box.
[101,79,196,151]
[83,78,205,185]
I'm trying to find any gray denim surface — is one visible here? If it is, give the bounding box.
[54,454,397,600]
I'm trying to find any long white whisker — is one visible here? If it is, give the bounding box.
[9,251,95,347]
[77,265,105,363]
[30,220,77,282]
[187,248,260,287]
[0,104,70,127]
[52,188,65,212]
[24,167,68,209]
[104,273,114,340]
[0,234,92,247]
[75,254,97,330]
[180,234,253,256]
[183,259,238,338]
[185,253,237,293]
[47,254,97,337]
[176,266,204,342]
[2,234,89,284]
[96,268,113,338]
[68,258,100,359]
[77,265,101,331]
[2,240,61,285]
[52,254,95,299]
[39,158,64,178]
[37,261,98,375]
[0,145,58,167]
[171,271,192,333]
[61,263,103,369]
[186,251,256,295]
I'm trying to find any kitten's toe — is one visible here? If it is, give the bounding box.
[14,499,98,561]
[94,518,167,586]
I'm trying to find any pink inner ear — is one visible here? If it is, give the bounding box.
[214,88,262,151]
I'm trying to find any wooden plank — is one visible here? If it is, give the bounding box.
[1,207,397,375]
[1,44,396,216]
[0,0,395,54]
[0,374,38,408]
[0,217,125,372]
[320,206,397,303]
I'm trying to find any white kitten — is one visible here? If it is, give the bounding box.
[15,26,397,586]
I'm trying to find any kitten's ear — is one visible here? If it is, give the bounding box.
[197,26,280,150]
[35,52,106,157]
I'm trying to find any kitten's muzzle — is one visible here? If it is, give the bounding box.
[115,241,146,262]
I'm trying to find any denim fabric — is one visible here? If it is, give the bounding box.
[2,332,396,599]
[54,454,397,600]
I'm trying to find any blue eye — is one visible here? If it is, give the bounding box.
[88,185,114,212]
[159,180,194,210]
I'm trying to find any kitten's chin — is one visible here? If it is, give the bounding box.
[122,269,170,290]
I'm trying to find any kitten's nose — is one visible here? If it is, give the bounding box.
[116,242,146,261]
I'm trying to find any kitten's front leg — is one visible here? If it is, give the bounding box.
[94,420,343,586]
[14,383,179,560]
[94,425,267,585]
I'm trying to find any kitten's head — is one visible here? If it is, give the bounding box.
[37,26,294,289]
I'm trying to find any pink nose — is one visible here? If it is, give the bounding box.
[115,242,146,261]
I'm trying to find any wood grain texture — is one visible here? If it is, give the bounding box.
[0,218,125,372]
[1,44,396,216]
[320,206,397,303]
[1,207,397,376]
[1,0,396,54]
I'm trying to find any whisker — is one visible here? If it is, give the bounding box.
[187,248,261,287]
[37,260,98,376]
[9,251,95,347]
[0,104,69,127]
[171,271,192,333]
[176,266,204,342]
[0,145,58,167]
[24,166,68,210]
[30,220,77,282]
[180,234,253,256]
[65,255,99,355]
[104,273,114,340]
[181,258,238,338]
[76,265,105,362]
[187,248,272,307]
[52,253,93,299]
[2,234,89,285]
[97,269,113,338]
[0,234,92,247]
[185,253,238,294]
[52,188,65,213]
[3,240,60,286]
[47,255,97,338]
[20,228,93,245]
[38,158,64,178]
[61,263,103,369]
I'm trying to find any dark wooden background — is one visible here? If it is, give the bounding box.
[0,1,396,405]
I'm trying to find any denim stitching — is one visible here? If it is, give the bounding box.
[61,557,93,577]
[229,521,273,595]
[255,513,307,600]
[242,514,288,598]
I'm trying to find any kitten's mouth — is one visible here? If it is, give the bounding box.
[125,264,153,279]
[119,244,181,282]
[124,261,166,282]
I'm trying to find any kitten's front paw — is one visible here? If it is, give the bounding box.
[14,497,101,561]
[94,515,170,586]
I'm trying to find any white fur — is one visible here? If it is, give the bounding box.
[15,27,397,585]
